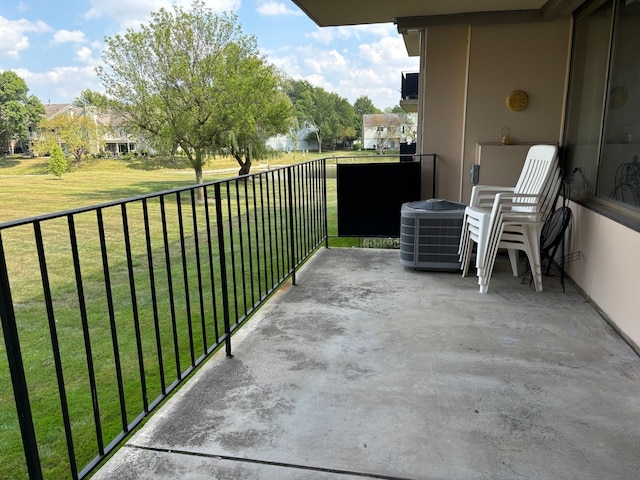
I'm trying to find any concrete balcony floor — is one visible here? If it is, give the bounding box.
[93,248,640,480]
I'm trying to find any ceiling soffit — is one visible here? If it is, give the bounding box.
[290,0,584,29]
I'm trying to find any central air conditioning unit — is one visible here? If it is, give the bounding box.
[399,199,466,271]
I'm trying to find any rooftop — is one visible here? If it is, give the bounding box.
[93,248,640,479]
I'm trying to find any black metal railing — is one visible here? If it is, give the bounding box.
[0,159,327,480]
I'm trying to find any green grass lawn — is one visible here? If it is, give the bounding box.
[0,150,391,222]
[0,149,387,479]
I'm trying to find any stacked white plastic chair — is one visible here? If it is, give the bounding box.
[458,144,560,293]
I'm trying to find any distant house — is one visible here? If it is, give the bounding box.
[362,113,417,151]
[32,103,142,156]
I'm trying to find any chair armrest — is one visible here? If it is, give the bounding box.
[469,185,515,208]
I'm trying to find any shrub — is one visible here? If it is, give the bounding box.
[48,144,68,179]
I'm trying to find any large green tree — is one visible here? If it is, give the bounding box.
[36,111,105,162]
[288,80,357,153]
[353,95,381,140]
[97,0,292,186]
[72,89,110,112]
[0,71,44,153]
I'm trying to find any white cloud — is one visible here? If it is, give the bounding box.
[84,0,242,29]
[265,29,418,109]
[267,53,302,77]
[13,66,102,103]
[0,16,50,58]
[359,35,415,66]
[74,46,100,65]
[257,2,303,16]
[309,23,395,45]
[52,30,88,45]
[303,49,347,74]
[301,73,333,91]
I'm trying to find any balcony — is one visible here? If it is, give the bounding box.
[2,157,640,479]
[91,248,640,479]
[400,72,419,113]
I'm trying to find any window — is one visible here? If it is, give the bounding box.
[564,0,640,220]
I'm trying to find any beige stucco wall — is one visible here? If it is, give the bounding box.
[416,15,640,349]
[419,25,469,201]
[418,18,571,202]
[565,201,640,348]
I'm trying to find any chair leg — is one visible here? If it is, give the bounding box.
[460,237,474,277]
[478,226,502,293]
[525,225,544,292]
[507,249,519,276]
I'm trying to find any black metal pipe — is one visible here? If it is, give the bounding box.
[160,196,181,379]
[176,193,195,367]
[122,204,151,414]
[202,186,221,344]
[142,198,166,396]
[34,220,78,479]
[287,167,297,285]
[0,233,44,480]
[214,183,233,357]
[68,214,104,455]
[101,208,129,432]
[190,188,208,353]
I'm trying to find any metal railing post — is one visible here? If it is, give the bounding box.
[214,183,233,357]
[0,234,43,480]
[322,158,329,248]
[287,167,297,285]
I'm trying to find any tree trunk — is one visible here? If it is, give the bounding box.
[238,159,251,176]
[195,165,205,202]
[234,146,252,176]
[190,147,206,202]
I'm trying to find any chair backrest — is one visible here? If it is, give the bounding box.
[513,145,558,211]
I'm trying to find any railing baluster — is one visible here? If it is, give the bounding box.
[100,208,129,432]
[160,196,181,379]
[259,175,269,291]
[202,186,221,346]
[176,193,195,367]
[143,198,166,396]
[190,189,208,354]
[265,172,275,286]
[235,180,248,315]
[276,170,286,278]
[120,203,147,412]
[68,214,104,455]
[214,183,233,357]
[243,178,256,309]
[322,158,329,247]
[0,232,43,480]
[225,182,239,326]
[251,175,263,300]
[33,221,78,479]
[287,167,297,285]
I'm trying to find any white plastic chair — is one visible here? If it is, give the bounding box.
[478,166,562,292]
[458,144,559,292]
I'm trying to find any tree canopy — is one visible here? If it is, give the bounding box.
[287,80,357,153]
[353,95,381,140]
[36,111,105,162]
[97,0,292,184]
[0,71,44,153]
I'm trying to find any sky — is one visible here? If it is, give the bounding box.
[0,0,419,111]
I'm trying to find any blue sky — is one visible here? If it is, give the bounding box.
[0,0,419,110]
